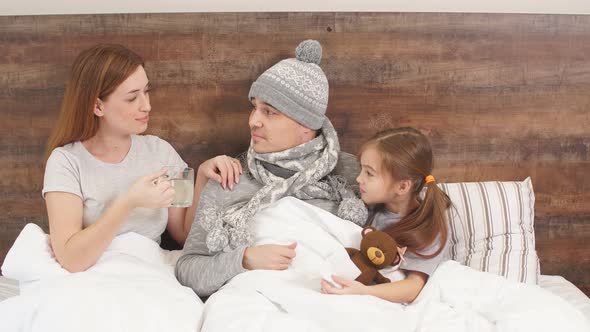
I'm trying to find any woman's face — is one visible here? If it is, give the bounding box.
[96,65,151,136]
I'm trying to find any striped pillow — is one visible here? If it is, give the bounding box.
[440,177,539,284]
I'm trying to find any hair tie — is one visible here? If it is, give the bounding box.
[425,175,435,184]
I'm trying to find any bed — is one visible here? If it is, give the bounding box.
[0,189,589,331]
[2,193,589,329]
[0,276,17,302]
[2,274,587,320]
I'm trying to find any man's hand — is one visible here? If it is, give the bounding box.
[242,242,297,270]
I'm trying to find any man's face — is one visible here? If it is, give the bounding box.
[248,98,313,153]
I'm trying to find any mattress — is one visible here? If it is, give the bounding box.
[1,274,589,322]
[539,275,590,321]
[0,276,18,302]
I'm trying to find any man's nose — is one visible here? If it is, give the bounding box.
[249,109,262,128]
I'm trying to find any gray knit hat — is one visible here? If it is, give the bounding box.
[248,40,329,130]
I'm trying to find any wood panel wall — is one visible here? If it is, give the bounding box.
[0,13,588,295]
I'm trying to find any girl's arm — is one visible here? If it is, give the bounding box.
[166,155,243,245]
[321,271,428,304]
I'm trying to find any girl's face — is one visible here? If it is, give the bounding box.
[95,65,151,136]
[356,147,397,205]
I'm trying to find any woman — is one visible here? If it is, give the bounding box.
[43,44,240,272]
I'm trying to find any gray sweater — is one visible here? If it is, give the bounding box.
[175,152,360,297]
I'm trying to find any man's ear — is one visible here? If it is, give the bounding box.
[94,98,104,117]
[298,123,318,139]
[300,124,312,134]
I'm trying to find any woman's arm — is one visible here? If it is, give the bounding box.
[46,192,133,272]
[321,271,428,304]
[47,169,172,272]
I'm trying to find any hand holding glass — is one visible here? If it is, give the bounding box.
[156,166,194,208]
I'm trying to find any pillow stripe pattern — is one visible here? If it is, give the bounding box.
[477,182,492,273]
[440,177,539,284]
[446,206,459,260]
[497,181,511,278]
[513,181,528,283]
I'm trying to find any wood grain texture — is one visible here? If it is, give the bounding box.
[0,12,588,296]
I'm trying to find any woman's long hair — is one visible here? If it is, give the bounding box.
[45,44,144,160]
[361,127,451,258]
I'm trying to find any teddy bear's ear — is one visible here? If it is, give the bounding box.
[362,226,377,237]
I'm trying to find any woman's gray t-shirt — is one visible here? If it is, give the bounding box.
[372,209,451,276]
[42,135,187,243]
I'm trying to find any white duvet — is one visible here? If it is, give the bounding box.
[0,224,203,332]
[1,197,588,332]
[201,197,590,332]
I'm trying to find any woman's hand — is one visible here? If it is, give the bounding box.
[198,155,243,190]
[123,169,175,209]
[179,155,243,242]
[320,275,368,295]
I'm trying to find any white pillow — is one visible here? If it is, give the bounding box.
[0,223,182,286]
[440,177,540,284]
[0,223,68,285]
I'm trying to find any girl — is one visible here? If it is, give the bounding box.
[321,127,451,303]
[44,44,240,272]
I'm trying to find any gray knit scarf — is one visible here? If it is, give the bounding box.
[201,119,367,252]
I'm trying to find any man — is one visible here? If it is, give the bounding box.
[176,40,367,297]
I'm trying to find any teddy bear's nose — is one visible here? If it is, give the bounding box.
[375,251,382,258]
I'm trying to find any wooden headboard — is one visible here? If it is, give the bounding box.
[1,13,588,295]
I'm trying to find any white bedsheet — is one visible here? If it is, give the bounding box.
[201,197,590,332]
[0,224,203,332]
[540,275,590,322]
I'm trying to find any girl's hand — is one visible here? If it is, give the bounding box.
[123,169,175,209]
[320,275,368,295]
[198,155,243,190]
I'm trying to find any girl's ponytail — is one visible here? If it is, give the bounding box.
[395,175,451,258]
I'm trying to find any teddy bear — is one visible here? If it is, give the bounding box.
[346,226,401,285]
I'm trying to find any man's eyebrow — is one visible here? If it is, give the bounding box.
[250,98,278,111]
[263,102,278,110]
